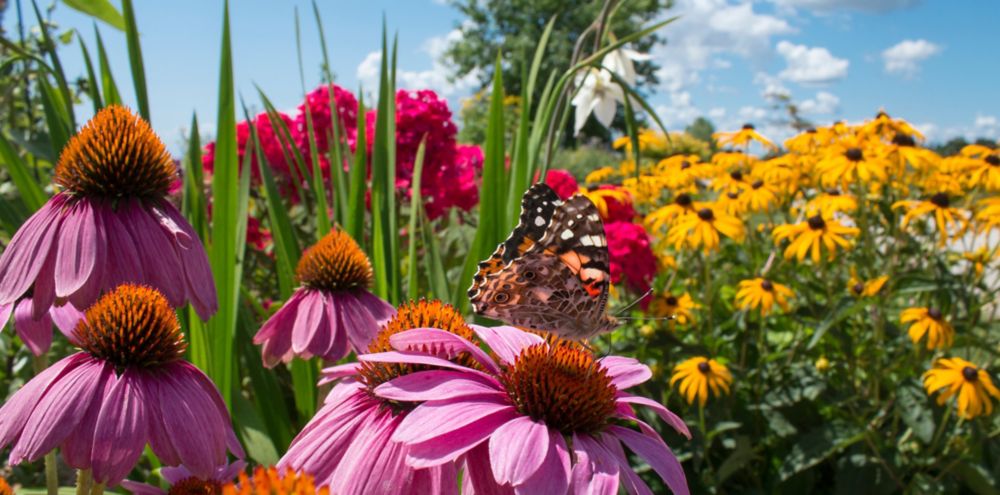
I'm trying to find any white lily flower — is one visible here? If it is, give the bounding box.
[571,67,625,135]
[600,47,651,86]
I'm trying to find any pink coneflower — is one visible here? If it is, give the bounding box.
[120,460,246,494]
[0,105,216,320]
[0,296,82,356]
[0,284,243,487]
[277,300,470,494]
[253,228,393,366]
[366,326,691,494]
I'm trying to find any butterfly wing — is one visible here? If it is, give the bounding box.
[468,183,562,302]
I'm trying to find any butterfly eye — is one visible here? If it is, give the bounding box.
[494,292,510,303]
[523,271,536,280]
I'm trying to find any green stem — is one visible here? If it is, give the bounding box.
[75,469,92,495]
[33,354,58,495]
[90,482,105,495]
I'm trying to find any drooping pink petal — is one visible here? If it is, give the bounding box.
[412,462,460,495]
[100,203,145,290]
[608,426,689,495]
[0,353,86,449]
[470,325,544,366]
[360,351,494,381]
[320,292,348,361]
[330,410,410,494]
[599,356,652,390]
[29,244,57,319]
[149,202,192,249]
[61,363,115,469]
[122,200,185,306]
[9,355,108,465]
[280,393,372,482]
[14,297,52,356]
[180,362,245,460]
[407,408,520,468]
[570,434,620,495]
[0,195,64,305]
[617,395,690,439]
[292,290,327,356]
[91,370,150,487]
[161,201,217,318]
[49,302,85,341]
[0,303,11,328]
[514,428,570,495]
[389,328,500,374]
[319,362,362,385]
[489,416,549,485]
[353,289,396,325]
[54,200,102,299]
[462,443,516,495]
[153,368,230,477]
[375,370,502,403]
[340,291,380,352]
[254,290,304,367]
[597,434,653,495]
[394,396,515,445]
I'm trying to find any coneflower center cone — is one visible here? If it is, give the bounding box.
[359,300,479,409]
[168,478,222,495]
[962,366,979,382]
[499,344,617,435]
[75,284,186,371]
[296,229,373,292]
[54,105,177,199]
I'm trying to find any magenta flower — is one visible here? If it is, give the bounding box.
[365,326,691,494]
[120,460,246,494]
[0,105,216,320]
[0,284,243,487]
[253,228,394,366]
[297,83,360,154]
[277,300,472,493]
[545,169,580,201]
[605,221,658,293]
[0,297,82,356]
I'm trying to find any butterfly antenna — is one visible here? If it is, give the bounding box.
[614,289,654,317]
[618,315,679,322]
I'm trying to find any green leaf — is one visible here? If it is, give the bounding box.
[369,26,401,304]
[94,25,122,106]
[345,93,368,243]
[954,462,1000,495]
[121,0,150,120]
[290,359,318,421]
[778,422,864,481]
[716,435,754,485]
[896,381,935,444]
[32,0,76,129]
[36,76,72,156]
[62,0,125,30]
[77,35,103,112]
[236,299,295,451]
[232,374,281,465]
[807,297,866,349]
[182,114,208,240]
[407,138,427,301]
[0,132,48,212]
[294,8,331,238]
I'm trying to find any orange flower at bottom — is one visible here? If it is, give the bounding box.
[923,357,1000,419]
[223,467,330,495]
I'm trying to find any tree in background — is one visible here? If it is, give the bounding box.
[444,0,666,120]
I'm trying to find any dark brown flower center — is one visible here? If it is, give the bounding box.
[760,279,774,291]
[927,307,942,320]
[675,193,692,206]
[751,180,764,189]
[75,284,185,370]
[891,133,916,147]
[826,188,841,196]
[730,170,744,181]
[500,344,617,435]
[806,128,817,134]
[296,229,372,292]
[358,300,479,412]
[929,193,950,208]
[726,191,739,199]
[698,208,714,221]
[169,478,222,495]
[665,296,678,306]
[845,148,864,162]
[807,215,826,230]
[54,105,177,199]
[680,160,692,170]
[742,123,755,130]
[962,366,979,382]
[697,361,711,374]
[986,155,1000,167]
[852,282,865,295]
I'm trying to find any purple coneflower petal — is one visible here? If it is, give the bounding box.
[470,325,544,366]
[570,434,620,495]
[375,370,502,402]
[100,205,145,289]
[0,353,83,448]
[54,200,102,299]
[30,248,57,320]
[183,363,244,460]
[488,416,549,485]
[395,396,514,445]
[0,303,11,327]
[91,370,150,486]
[154,368,229,477]
[319,363,362,385]
[150,202,192,249]
[361,351,494,381]
[406,408,520,468]
[49,303,85,341]
[599,356,652,390]
[0,198,63,305]
[61,365,115,469]
[162,201,217,318]
[123,200,185,306]
[254,291,304,367]
[389,328,500,374]
[10,355,107,464]
[353,289,396,325]
[608,426,688,495]
[14,298,52,356]
[331,411,401,493]
[462,443,514,495]
[340,292,379,351]
[321,293,348,360]
[117,481,165,495]
[598,434,653,495]
[616,395,690,439]
[292,290,327,356]
[515,429,570,495]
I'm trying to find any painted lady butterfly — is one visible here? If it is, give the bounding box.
[467,183,618,340]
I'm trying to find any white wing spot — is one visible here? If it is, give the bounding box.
[588,214,600,222]
[580,236,594,246]
[560,229,574,240]
[576,214,583,219]
[534,216,546,227]
[568,220,575,226]
[536,207,543,212]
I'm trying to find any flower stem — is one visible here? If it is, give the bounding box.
[90,482,105,495]
[33,354,59,495]
[75,469,92,495]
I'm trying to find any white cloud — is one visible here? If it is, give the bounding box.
[356,29,481,100]
[652,0,794,92]
[655,90,704,129]
[882,39,941,77]
[708,107,727,120]
[974,115,997,129]
[776,41,849,85]
[769,0,920,13]
[754,72,790,101]
[799,91,840,115]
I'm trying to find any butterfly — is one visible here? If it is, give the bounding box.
[467,183,618,340]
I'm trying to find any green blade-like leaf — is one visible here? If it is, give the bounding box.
[0,132,48,212]
[121,0,150,120]
[94,25,122,106]
[255,87,311,206]
[32,0,76,129]
[62,0,125,30]
[407,138,427,301]
[77,35,103,113]
[182,114,208,240]
[37,76,72,156]
[369,27,397,303]
[345,93,367,243]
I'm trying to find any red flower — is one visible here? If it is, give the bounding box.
[597,184,637,223]
[604,221,657,292]
[543,169,579,200]
[296,84,359,154]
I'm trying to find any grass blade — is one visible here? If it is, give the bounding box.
[406,137,427,301]
[345,94,367,243]
[36,76,72,155]
[182,114,208,240]
[94,25,122,106]
[31,0,76,129]
[120,0,150,120]
[62,0,125,30]
[369,27,395,302]
[0,132,48,212]
[77,35,103,113]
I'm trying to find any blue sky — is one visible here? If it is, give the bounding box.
[4,0,998,151]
